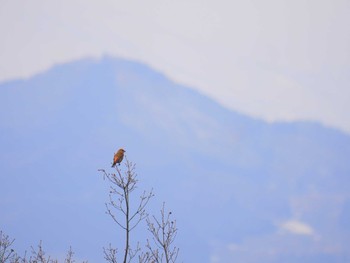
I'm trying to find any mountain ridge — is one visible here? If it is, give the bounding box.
[1,56,349,263]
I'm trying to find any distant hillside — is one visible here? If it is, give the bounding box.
[1,56,349,263]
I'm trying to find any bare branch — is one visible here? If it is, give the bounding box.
[103,244,118,263]
[64,247,75,263]
[0,231,18,263]
[146,204,179,263]
[100,158,154,263]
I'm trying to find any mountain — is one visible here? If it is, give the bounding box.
[1,56,349,263]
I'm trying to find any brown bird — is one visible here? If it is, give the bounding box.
[112,148,126,167]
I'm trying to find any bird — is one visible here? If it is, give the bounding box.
[112,148,126,167]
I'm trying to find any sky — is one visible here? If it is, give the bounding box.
[0,0,349,133]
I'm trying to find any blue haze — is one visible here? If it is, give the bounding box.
[0,56,350,262]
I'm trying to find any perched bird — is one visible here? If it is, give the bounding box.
[112,148,125,167]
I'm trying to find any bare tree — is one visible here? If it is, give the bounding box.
[0,233,85,263]
[27,242,86,263]
[0,231,18,263]
[99,158,153,263]
[102,244,118,263]
[29,241,50,263]
[145,204,179,263]
[64,247,75,263]
[1,156,181,263]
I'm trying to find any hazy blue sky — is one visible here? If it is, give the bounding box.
[0,0,349,133]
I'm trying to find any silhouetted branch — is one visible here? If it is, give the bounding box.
[64,247,75,263]
[146,204,179,263]
[30,241,51,263]
[0,231,18,263]
[103,244,118,263]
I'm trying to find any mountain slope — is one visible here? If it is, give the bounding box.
[1,56,349,263]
